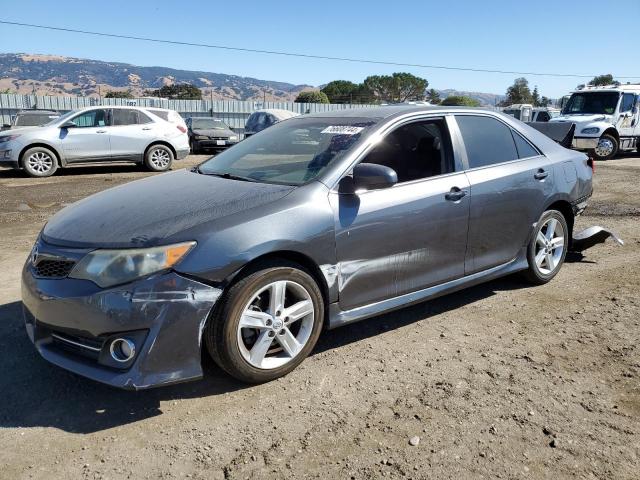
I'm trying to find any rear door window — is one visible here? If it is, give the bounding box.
[455,115,519,168]
[112,109,152,126]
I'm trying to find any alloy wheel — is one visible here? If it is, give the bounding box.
[149,148,171,169]
[534,217,565,275]
[237,280,315,370]
[27,151,53,174]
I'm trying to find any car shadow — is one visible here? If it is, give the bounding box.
[0,275,531,434]
[0,300,246,433]
[315,275,528,354]
[0,163,148,178]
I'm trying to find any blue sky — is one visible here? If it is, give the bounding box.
[1,0,638,98]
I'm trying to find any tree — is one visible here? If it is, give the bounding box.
[105,90,134,99]
[147,84,202,100]
[321,80,359,103]
[295,90,330,103]
[363,72,428,103]
[426,88,441,105]
[540,96,552,107]
[440,95,480,107]
[588,74,618,87]
[531,86,540,107]
[504,77,533,105]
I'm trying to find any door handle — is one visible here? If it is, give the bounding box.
[142,127,152,131]
[96,130,107,134]
[534,169,548,180]
[445,187,467,202]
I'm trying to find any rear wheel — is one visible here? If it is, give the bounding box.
[144,144,173,172]
[522,210,568,285]
[592,133,618,160]
[22,146,59,177]
[205,262,324,383]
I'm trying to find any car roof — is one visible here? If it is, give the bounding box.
[16,109,59,114]
[252,109,300,119]
[300,104,494,120]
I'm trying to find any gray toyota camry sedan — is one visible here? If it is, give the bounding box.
[21,106,593,389]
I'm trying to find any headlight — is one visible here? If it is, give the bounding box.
[194,135,208,140]
[581,127,600,135]
[0,134,20,143]
[229,136,238,141]
[70,241,196,288]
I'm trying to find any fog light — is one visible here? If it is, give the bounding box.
[109,338,136,362]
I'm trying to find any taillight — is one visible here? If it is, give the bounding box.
[587,157,595,173]
[177,125,187,133]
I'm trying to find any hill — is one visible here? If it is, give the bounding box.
[0,53,505,105]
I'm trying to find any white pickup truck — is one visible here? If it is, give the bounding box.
[550,84,640,160]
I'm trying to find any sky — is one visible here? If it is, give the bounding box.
[0,0,638,98]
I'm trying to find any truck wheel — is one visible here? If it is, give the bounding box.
[592,134,618,160]
[22,146,59,177]
[144,144,173,172]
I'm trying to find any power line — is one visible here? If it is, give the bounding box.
[1,20,638,80]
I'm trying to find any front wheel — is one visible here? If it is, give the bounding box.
[592,134,618,160]
[521,210,569,285]
[144,144,173,172]
[205,262,324,383]
[22,146,59,177]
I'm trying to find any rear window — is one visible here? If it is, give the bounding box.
[146,109,169,120]
[15,114,58,126]
[456,115,519,168]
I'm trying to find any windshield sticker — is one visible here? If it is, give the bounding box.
[321,126,364,135]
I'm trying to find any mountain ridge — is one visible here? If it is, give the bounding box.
[0,53,504,105]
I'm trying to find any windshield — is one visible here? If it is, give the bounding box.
[563,92,620,115]
[43,110,76,127]
[197,117,377,185]
[191,118,228,130]
[15,113,59,126]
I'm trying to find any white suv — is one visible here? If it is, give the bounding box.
[0,106,190,177]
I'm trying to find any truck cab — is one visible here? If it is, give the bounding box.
[550,84,640,160]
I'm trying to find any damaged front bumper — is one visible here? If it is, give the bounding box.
[21,253,221,390]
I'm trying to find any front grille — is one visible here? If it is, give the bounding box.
[33,259,76,278]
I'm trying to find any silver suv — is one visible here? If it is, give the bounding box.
[0,106,190,177]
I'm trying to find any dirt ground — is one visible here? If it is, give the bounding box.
[0,155,638,480]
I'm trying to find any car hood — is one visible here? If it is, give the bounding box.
[0,125,42,136]
[192,128,236,137]
[42,169,296,249]
[550,114,613,125]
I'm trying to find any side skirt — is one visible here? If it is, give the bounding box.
[327,254,528,329]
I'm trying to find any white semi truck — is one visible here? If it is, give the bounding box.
[550,84,640,160]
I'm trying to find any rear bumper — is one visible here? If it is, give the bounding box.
[572,137,599,150]
[21,243,222,390]
[176,148,190,160]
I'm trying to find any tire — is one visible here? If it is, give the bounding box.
[521,210,569,285]
[144,144,173,172]
[205,261,324,383]
[592,133,618,161]
[189,139,200,155]
[21,146,59,177]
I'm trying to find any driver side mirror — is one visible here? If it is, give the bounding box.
[339,163,398,193]
[60,120,77,129]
